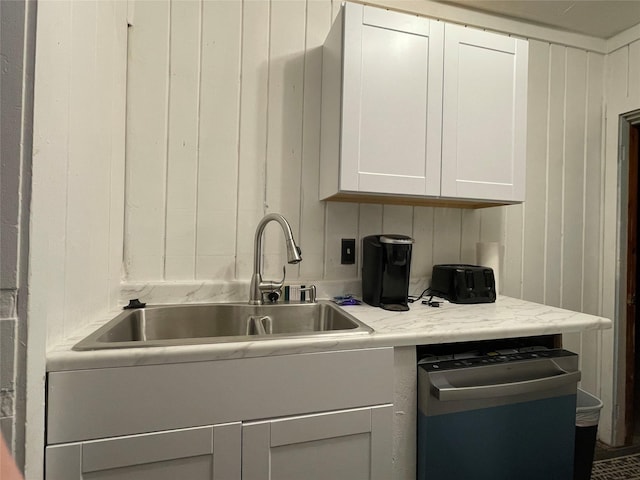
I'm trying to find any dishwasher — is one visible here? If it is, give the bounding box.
[417,346,580,480]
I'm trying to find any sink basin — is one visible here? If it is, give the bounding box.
[73,301,372,350]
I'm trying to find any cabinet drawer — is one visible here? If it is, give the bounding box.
[47,347,394,444]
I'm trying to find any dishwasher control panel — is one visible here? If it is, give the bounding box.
[418,348,576,372]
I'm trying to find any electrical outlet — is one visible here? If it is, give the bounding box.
[341,238,356,264]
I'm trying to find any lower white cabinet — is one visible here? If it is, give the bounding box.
[45,423,242,480]
[243,406,393,480]
[45,406,393,480]
[45,348,395,480]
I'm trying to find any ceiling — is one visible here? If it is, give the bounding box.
[437,1,640,38]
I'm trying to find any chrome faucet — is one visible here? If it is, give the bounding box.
[249,213,302,305]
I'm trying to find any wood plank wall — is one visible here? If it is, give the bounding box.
[31,1,127,347]
[521,41,604,396]
[124,0,605,334]
[122,0,499,283]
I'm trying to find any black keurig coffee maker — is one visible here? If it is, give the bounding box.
[362,234,414,311]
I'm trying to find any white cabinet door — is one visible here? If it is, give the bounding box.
[45,424,241,480]
[242,405,393,480]
[340,3,443,196]
[441,24,528,202]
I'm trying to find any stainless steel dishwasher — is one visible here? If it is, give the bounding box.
[418,348,580,480]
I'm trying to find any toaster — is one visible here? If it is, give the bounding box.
[430,264,496,304]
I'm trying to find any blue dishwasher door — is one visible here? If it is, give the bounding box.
[417,350,579,480]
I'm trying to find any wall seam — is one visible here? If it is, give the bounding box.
[234,0,246,280]
[60,0,74,340]
[543,42,552,305]
[581,53,590,313]
[263,0,272,215]
[295,0,310,281]
[161,3,173,280]
[193,0,204,279]
[579,51,591,371]
[559,46,568,308]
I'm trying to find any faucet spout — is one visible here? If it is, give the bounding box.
[249,213,302,305]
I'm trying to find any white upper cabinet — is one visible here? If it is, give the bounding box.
[320,2,528,207]
[441,24,528,202]
[320,3,444,199]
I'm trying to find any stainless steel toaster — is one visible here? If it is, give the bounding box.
[430,264,496,304]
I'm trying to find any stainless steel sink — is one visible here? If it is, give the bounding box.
[73,301,372,350]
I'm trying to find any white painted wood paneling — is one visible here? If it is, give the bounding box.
[32,0,127,347]
[324,202,359,280]
[64,0,102,337]
[125,0,170,280]
[411,207,434,283]
[165,0,201,280]
[579,52,605,396]
[562,48,588,313]
[381,205,413,237]
[357,204,384,279]
[502,204,524,298]
[545,44,567,309]
[583,52,605,319]
[235,0,270,280]
[262,0,306,280]
[432,209,462,265]
[460,210,481,265]
[630,40,640,104]
[195,0,241,280]
[521,40,549,305]
[105,1,128,311]
[32,0,72,349]
[30,2,127,475]
[298,0,332,280]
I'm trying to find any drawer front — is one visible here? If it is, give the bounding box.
[47,347,394,444]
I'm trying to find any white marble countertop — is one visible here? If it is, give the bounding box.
[46,295,611,372]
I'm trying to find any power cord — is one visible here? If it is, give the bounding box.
[421,295,442,308]
[408,288,431,303]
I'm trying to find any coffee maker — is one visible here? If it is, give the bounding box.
[362,234,414,311]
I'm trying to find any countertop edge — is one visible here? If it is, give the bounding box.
[46,296,612,372]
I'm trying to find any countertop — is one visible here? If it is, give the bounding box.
[46,295,611,372]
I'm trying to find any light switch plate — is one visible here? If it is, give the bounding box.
[341,239,356,264]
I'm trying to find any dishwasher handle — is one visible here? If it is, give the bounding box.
[429,367,581,402]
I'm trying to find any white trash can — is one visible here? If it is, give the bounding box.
[573,388,603,480]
